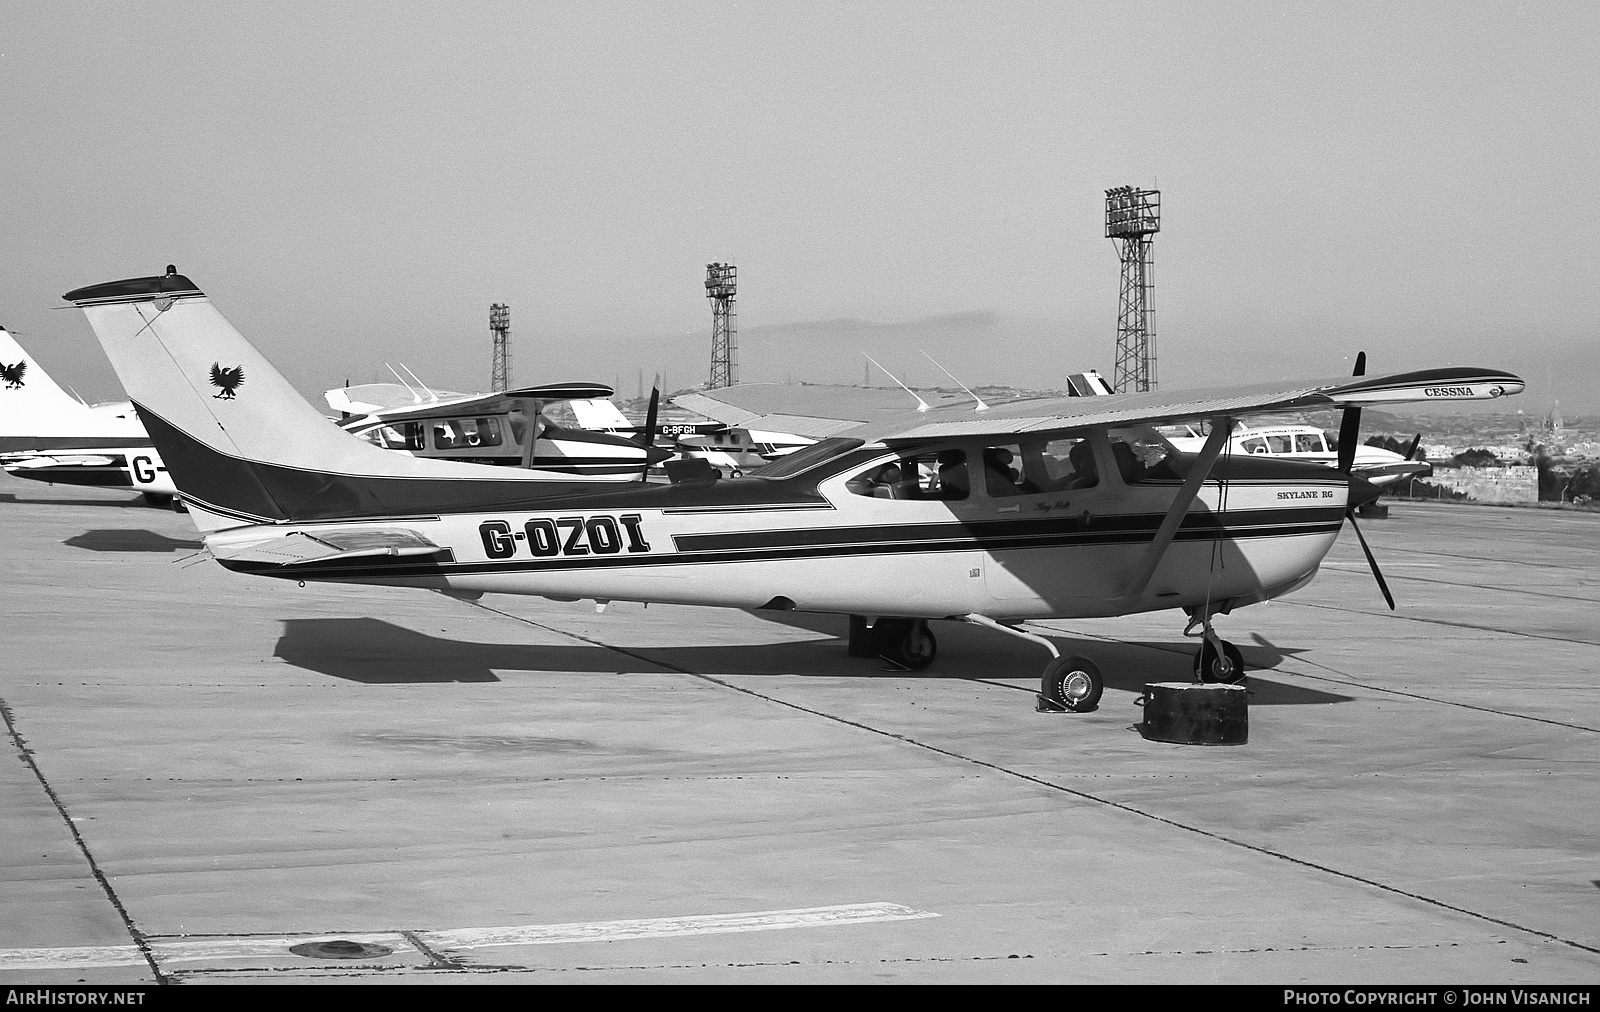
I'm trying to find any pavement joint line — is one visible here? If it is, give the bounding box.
[1024,622,1600,734]
[1380,542,1600,566]
[463,601,1600,959]
[1278,598,1600,649]
[1254,654,1600,734]
[0,694,166,984]
[1319,566,1600,605]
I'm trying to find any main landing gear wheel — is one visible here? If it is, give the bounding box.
[1194,638,1247,685]
[1040,655,1103,713]
[876,618,938,671]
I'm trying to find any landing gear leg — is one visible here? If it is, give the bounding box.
[847,615,878,658]
[1184,608,1246,685]
[876,618,937,671]
[849,616,939,670]
[961,614,1102,713]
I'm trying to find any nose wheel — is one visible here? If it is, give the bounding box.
[1194,637,1247,684]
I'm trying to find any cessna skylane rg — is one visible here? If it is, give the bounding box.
[0,325,179,505]
[65,268,1525,711]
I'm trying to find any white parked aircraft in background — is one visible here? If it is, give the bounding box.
[1163,421,1431,488]
[0,326,179,505]
[326,378,669,480]
[67,268,1523,711]
[571,391,812,480]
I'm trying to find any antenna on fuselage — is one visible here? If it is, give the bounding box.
[919,350,989,411]
[863,353,930,412]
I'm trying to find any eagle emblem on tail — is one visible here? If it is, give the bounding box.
[1,360,24,390]
[210,362,245,399]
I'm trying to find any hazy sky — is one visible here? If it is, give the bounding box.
[4,2,1596,411]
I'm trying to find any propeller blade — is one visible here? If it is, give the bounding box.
[1346,510,1396,611]
[1403,433,1423,461]
[637,385,660,449]
[637,382,661,479]
[1336,351,1367,474]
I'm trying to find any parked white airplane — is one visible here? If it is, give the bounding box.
[66,268,1524,711]
[326,379,668,480]
[0,326,179,505]
[1163,421,1431,488]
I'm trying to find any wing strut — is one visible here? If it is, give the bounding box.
[1118,417,1232,603]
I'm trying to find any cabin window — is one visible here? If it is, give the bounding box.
[432,417,503,450]
[981,445,1027,496]
[980,438,1099,495]
[1241,437,1269,455]
[1295,433,1324,453]
[1264,434,1293,454]
[1031,437,1098,491]
[360,423,424,450]
[845,450,968,501]
[1106,427,1183,484]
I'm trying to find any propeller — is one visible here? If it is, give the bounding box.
[635,382,661,480]
[1402,433,1423,461]
[1335,351,1395,610]
[1335,351,1366,474]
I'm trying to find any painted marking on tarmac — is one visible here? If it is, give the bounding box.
[420,902,939,951]
[0,903,937,970]
[0,944,146,971]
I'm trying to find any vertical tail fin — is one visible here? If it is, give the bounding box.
[64,268,620,531]
[0,327,116,440]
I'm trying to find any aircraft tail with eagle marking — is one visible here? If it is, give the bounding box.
[64,268,630,533]
[0,325,149,447]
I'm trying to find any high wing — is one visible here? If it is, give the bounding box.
[682,369,1524,444]
[674,383,979,438]
[350,382,614,425]
[567,398,635,431]
[325,382,467,416]
[206,526,447,566]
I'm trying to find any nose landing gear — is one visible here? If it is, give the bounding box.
[1185,606,1247,685]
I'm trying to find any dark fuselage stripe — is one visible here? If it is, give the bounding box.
[219,516,1342,580]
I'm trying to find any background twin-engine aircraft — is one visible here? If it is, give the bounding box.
[63,268,1523,711]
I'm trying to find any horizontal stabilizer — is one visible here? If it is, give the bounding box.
[3,454,118,469]
[360,383,618,425]
[207,527,446,566]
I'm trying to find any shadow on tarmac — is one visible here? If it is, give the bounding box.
[0,491,149,508]
[275,615,1353,705]
[63,528,205,552]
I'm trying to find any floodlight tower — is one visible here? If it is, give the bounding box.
[706,262,737,389]
[1105,186,1161,392]
[489,303,511,392]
